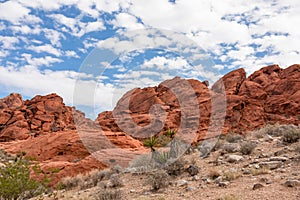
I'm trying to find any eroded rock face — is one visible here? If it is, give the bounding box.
[0,93,77,142]
[97,64,300,142]
[0,93,144,185]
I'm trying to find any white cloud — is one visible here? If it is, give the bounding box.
[43,28,65,47]
[21,53,63,67]
[77,20,105,36]
[65,50,80,58]
[0,65,116,116]
[120,0,299,74]
[141,56,189,70]
[49,14,105,37]
[111,13,144,30]
[18,0,78,11]
[49,14,79,34]
[28,44,62,57]
[0,22,5,31]
[0,50,9,58]
[86,21,105,32]
[0,1,41,24]
[0,36,19,49]
[11,25,41,35]
[0,1,30,24]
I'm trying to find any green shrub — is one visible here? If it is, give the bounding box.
[0,157,46,199]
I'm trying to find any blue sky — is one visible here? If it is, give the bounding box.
[0,0,299,119]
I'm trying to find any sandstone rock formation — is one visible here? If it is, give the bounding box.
[0,64,299,185]
[97,64,300,142]
[0,93,144,185]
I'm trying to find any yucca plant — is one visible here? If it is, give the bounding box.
[143,136,158,152]
[164,129,176,139]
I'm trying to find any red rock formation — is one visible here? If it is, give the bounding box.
[0,93,144,185]
[0,64,299,185]
[97,64,300,142]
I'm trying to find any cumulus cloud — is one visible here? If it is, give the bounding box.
[0,65,115,116]
[0,1,30,24]
[28,44,62,57]
[43,28,66,47]
[141,56,189,70]
[65,50,80,58]
[0,36,19,49]
[111,13,144,30]
[49,14,105,37]
[123,0,299,73]
[0,0,299,116]
[21,53,63,67]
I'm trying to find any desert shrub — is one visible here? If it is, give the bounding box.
[0,149,14,162]
[221,142,238,154]
[164,157,186,176]
[255,124,300,139]
[208,169,221,179]
[110,174,123,188]
[295,144,300,154]
[0,157,47,200]
[129,154,153,169]
[256,123,283,136]
[186,164,199,176]
[199,140,219,156]
[146,170,169,191]
[59,168,114,190]
[214,140,225,151]
[87,169,105,187]
[225,132,244,143]
[240,141,256,155]
[223,170,241,181]
[152,151,170,165]
[249,166,270,176]
[59,174,84,190]
[281,127,300,143]
[217,194,240,200]
[111,165,123,174]
[94,189,123,200]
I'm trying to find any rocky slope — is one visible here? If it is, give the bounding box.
[0,64,299,185]
[32,124,300,200]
